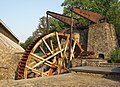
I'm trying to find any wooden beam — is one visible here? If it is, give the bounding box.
[42,38,53,54]
[31,49,64,68]
[56,32,63,57]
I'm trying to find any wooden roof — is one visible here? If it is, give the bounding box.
[0,19,19,43]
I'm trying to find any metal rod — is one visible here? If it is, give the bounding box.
[46,14,49,33]
[68,7,74,68]
[70,10,74,60]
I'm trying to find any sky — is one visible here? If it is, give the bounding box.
[0,0,64,42]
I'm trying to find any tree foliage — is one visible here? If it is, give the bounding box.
[20,36,36,49]
[21,0,120,50]
[33,16,47,36]
[21,16,65,49]
[49,18,65,33]
[62,0,120,45]
[111,49,120,63]
[33,16,65,36]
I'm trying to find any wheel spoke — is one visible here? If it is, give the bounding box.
[26,65,42,76]
[70,40,76,60]
[50,38,54,51]
[30,53,58,68]
[39,46,46,56]
[44,48,64,62]
[24,68,28,79]
[42,38,53,54]
[31,49,64,68]
[56,32,63,57]
[64,35,70,59]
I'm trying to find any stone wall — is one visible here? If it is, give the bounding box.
[87,23,118,59]
[0,44,23,80]
[0,33,24,80]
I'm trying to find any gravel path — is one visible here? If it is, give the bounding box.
[0,73,120,87]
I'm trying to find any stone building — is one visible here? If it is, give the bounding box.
[0,19,24,80]
[87,23,118,59]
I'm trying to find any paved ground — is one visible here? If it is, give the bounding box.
[0,72,120,87]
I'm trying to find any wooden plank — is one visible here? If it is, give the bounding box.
[26,65,42,76]
[32,49,64,68]
[70,41,76,60]
[24,68,28,79]
[64,35,70,59]
[39,46,46,55]
[30,53,57,68]
[26,65,47,76]
[56,32,63,57]
[42,38,53,54]
[50,38,54,51]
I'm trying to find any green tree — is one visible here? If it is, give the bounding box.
[21,16,65,49]
[49,18,65,33]
[62,0,120,45]
[21,16,48,50]
[33,16,65,35]
[33,16,48,36]
[20,36,36,49]
[111,49,120,63]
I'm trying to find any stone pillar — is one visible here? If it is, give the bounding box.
[87,23,118,59]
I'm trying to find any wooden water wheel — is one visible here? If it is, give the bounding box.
[17,32,84,79]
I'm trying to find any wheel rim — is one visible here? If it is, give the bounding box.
[17,32,83,79]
